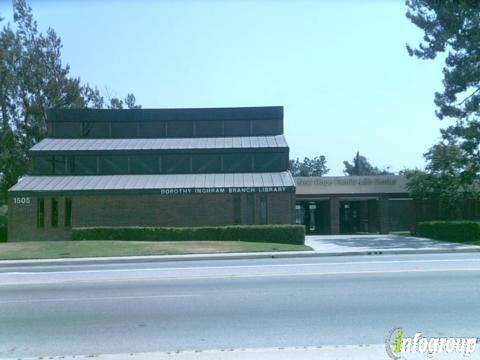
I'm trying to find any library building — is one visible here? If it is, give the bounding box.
[10,105,477,241]
[8,107,295,241]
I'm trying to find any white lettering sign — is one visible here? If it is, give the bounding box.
[13,197,31,205]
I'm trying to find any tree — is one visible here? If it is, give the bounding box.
[289,156,329,177]
[403,141,478,216]
[124,93,141,109]
[406,0,480,199]
[0,0,140,199]
[107,93,141,109]
[343,152,392,176]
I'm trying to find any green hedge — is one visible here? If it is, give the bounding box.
[0,226,6,243]
[72,225,305,245]
[0,209,7,242]
[417,221,480,243]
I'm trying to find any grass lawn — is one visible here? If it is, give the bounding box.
[0,240,311,260]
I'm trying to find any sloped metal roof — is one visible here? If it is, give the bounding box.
[30,135,288,152]
[9,172,295,194]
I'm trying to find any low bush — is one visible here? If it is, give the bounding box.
[72,225,305,245]
[0,226,7,243]
[416,221,480,243]
[0,209,7,242]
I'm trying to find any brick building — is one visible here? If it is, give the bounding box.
[8,106,296,241]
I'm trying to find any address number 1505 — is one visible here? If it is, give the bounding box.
[13,197,31,204]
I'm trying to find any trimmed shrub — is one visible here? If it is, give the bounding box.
[72,225,305,245]
[0,226,6,242]
[0,209,7,242]
[417,221,480,243]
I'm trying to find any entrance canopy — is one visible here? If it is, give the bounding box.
[294,176,411,235]
[295,175,408,196]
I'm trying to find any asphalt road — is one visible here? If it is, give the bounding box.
[1,253,480,358]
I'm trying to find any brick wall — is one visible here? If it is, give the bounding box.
[8,192,294,241]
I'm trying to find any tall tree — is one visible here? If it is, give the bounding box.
[406,0,480,198]
[107,93,141,109]
[289,156,329,177]
[0,0,140,198]
[343,152,392,176]
[403,141,477,217]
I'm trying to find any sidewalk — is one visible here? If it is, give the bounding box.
[1,235,479,268]
[305,234,480,253]
[4,345,478,360]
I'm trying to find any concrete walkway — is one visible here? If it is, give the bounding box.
[4,345,478,360]
[306,234,480,253]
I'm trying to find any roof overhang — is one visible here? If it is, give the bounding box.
[9,172,295,196]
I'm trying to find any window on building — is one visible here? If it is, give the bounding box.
[139,122,166,137]
[100,155,128,174]
[162,154,191,173]
[76,156,98,175]
[166,121,193,137]
[51,198,58,228]
[196,121,223,137]
[295,204,306,225]
[253,152,285,172]
[53,156,67,175]
[252,119,279,135]
[33,156,54,175]
[309,202,317,232]
[223,153,253,172]
[129,155,159,174]
[54,122,82,138]
[111,122,138,137]
[64,198,72,227]
[37,198,45,228]
[66,156,75,174]
[224,120,251,136]
[192,154,222,173]
[82,122,110,137]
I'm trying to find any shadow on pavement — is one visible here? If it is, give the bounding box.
[306,234,477,252]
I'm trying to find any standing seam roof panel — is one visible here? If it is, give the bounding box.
[9,172,295,192]
[224,173,234,188]
[30,135,289,152]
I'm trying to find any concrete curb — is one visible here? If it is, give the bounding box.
[1,247,480,268]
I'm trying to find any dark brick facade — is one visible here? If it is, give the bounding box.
[8,192,295,241]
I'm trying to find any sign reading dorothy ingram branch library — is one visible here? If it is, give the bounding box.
[295,176,408,195]
[159,186,293,195]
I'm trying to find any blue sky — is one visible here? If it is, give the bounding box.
[0,0,448,175]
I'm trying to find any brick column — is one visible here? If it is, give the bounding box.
[329,197,340,234]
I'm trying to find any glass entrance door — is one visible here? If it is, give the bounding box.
[340,200,376,234]
[295,201,330,234]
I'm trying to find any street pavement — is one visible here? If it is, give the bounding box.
[305,234,480,253]
[1,253,480,359]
